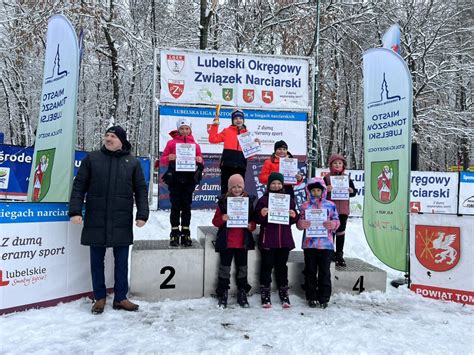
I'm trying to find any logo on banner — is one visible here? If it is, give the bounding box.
[262,90,273,104]
[415,225,460,271]
[410,201,421,213]
[371,160,398,203]
[168,80,184,99]
[45,44,68,84]
[0,270,9,287]
[222,88,233,101]
[0,167,10,188]
[167,54,185,75]
[32,149,55,202]
[243,89,254,103]
[367,72,404,109]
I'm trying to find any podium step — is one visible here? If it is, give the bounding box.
[130,239,204,301]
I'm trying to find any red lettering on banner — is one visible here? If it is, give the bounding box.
[411,284,474,305]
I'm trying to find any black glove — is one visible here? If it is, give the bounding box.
[194,163,204,183]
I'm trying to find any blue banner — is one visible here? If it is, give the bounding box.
[0,144,150,200]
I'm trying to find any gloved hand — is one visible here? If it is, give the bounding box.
[194,163,204,183]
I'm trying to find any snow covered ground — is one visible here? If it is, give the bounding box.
[1,210,473,354]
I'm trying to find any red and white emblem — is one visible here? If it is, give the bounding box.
[243,89,254,103]
[167,54,185,75]
[168,80,184,99]
[415,225,460,272]
[262,90,273,104]
[410,201,421,213]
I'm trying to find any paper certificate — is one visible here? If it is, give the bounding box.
[237,132,261,158]
[268,193,290,225]
[175,143,196,172]
[330,175,349,200]
[305,208,328,238]
[280,158,298,185]
[226,197,249,228]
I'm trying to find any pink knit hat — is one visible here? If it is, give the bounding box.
[228,174,245,190]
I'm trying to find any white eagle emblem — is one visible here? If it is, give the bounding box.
[432,232,457,265]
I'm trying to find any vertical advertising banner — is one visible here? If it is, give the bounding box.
[27,15,79,202]
[159,49,309,110]
[362,48,413,272]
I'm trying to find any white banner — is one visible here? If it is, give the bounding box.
[160,49,309,110]
[315,169,459,216]
[27,15,80,202]
[458,172,474,215]
[410,213,474,305]
[0,203,113,314]
[159,106,307,156]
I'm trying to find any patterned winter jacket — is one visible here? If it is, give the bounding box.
[298,177,340,250]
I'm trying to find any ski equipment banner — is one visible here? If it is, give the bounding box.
[27,15,79,202]
[362,48,413,272]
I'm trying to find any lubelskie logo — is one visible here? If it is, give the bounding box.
[243,89,254,103]
[415,225,460,272]
[0,270,10,286]
[368,72,404,109]
[45,44,68,84]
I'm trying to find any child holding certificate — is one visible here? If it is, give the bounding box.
[254,172,299,308]
[212,174,256,308]
[323,154,357,267]
[259,140,303,198]
[297,177,340,309]
[160,118,204,247]
[209,107,259,194]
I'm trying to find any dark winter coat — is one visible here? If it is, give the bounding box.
[213,193,256,252]
[68,145,149,247]
[254,190,298,249]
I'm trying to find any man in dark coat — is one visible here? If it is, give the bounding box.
[69,126,149,314]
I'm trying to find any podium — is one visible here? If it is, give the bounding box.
[130,226,386,301]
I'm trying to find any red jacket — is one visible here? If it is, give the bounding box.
[208,124,247,168]
[259,154,302,186]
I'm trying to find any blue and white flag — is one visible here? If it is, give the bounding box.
[382,24,401,54]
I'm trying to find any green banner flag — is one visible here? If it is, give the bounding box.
[362,48,413,272]
[27,15,79,202]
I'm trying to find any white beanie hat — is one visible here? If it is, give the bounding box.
[176,118,192,129]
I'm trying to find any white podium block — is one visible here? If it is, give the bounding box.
[130,240,204,301]
[199,226,261,296]
[199,226,307,297]
[333,258,387,294]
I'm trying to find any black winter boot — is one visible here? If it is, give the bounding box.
[260,285,272,308]
[169,228,180,247]
[217,290,228,309]
[335,252,346,267]
[237,288,249,308]
[180,227,192,247]
[278,285,291,308]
